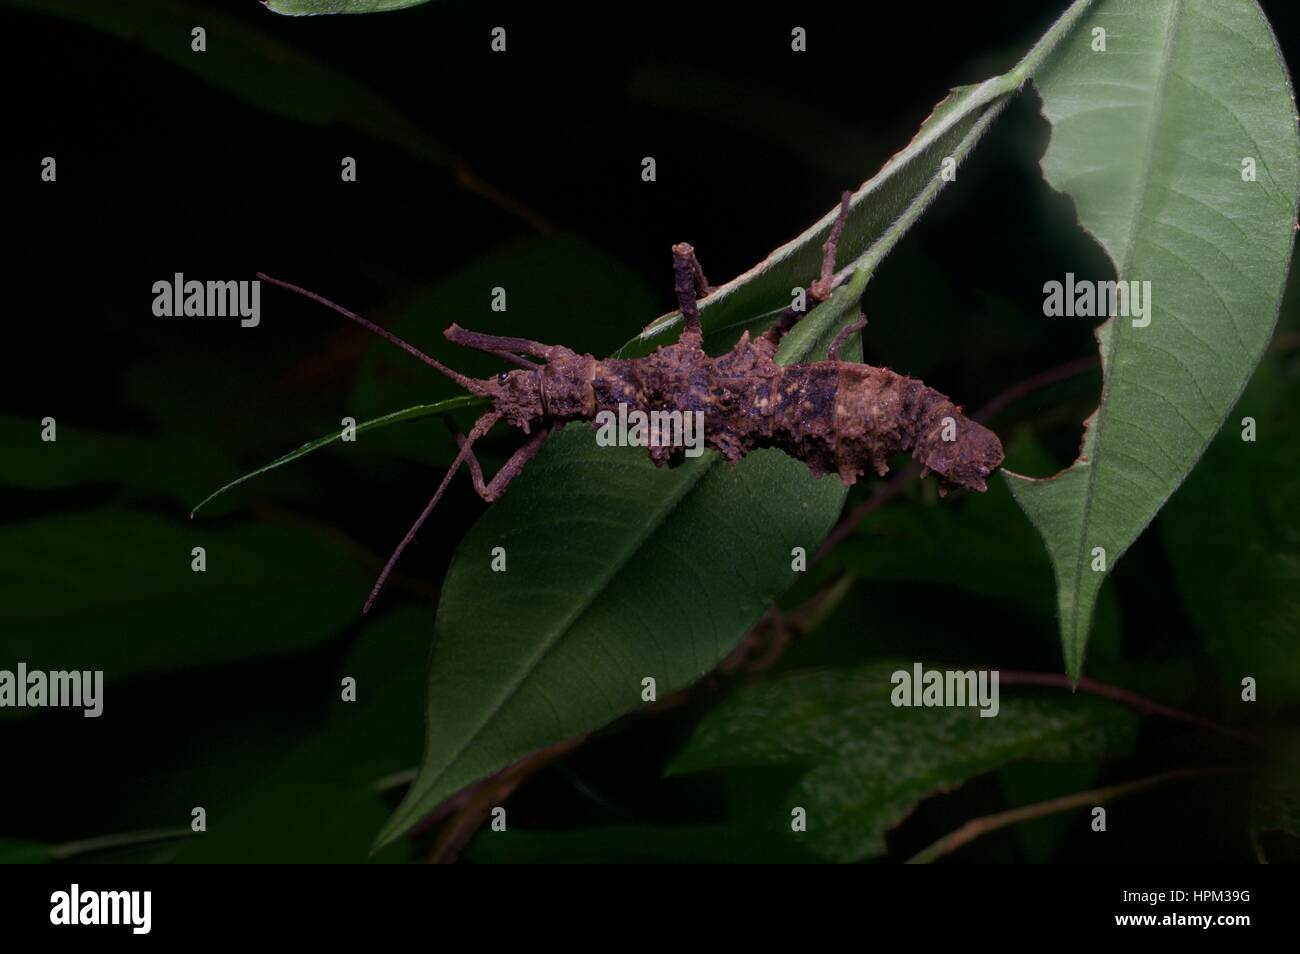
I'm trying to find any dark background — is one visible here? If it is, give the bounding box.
[1,0,1297,863]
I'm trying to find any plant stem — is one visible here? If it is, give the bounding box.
[998,670,1259,744]
[1003,0,1098,90]
[48,826,191,861]
[906,765,1237,864]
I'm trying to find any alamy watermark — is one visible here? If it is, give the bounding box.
[152,273,260,327]
[594,403,705,458]
[0,664,103,717]
[1042,272,1151,328]
[50,884,150,934]
[891,662,999,718]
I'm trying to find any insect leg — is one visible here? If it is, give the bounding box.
[756,307,801,353]
[688,247,714,297]
[492,351,539,369]
[364,411,500,612]
[809,190,852,302]
[671,242,706,347]
[455,425,551,502]
[827,311,868,361]
[445,324,558,360]
[757,191,854,354]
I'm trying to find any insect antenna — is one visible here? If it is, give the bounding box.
[256,272,487,395]
[364,410,501,613]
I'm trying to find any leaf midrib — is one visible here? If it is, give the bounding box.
[1066,0,1185,663]
[398,443,723,822]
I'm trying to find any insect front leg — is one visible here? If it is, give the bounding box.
[809,190,852,302]
[454,425,551,502]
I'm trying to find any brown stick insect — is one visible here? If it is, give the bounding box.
[256,194,1004,612]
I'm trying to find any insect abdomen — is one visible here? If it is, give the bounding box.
[585,342,1002,491]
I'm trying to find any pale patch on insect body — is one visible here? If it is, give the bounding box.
[593,403,707,458]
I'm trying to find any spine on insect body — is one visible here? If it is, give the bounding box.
[584,338,1003,492]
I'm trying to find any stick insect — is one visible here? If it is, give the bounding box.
[256,194,1004,612]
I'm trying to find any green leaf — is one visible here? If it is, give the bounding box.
[1162,361,1300,702]
[0,417,233,511]
[668,661,1136,862]
[0,510,371,710]
[267,0,433,13]
[376,2,1102,847]
[172,607,431,862]
[375,279,866,848]
[1003,0,1300,680]
[191,397,481,516]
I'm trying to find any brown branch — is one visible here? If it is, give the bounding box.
[424,735,588,864]
[997,670,1260,745]
[814,459,922,560]
[905,766,1240,864]
[969,355,1098,425]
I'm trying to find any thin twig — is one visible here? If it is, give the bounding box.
[906,766,1240,864]
[814,459,922,560]
[998,670,1260,745]
[970,355,1098,424]
[425,735,588,864]
[48,826,191,861]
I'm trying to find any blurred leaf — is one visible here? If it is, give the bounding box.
[1004,0,1300,680]
[1162,362,1300,702]
[628,61,878,182]
[124,355,311,457]
[0,417,233,511]
[267,0,433,13]
[191,396,481,516]
[4,0,450,163]
[1253,731,1300,845]
[828,482,1056,616]
[0,510,370,711]
[173,607,430,862]
[668,661,1135,862]
[0,838,49,863]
